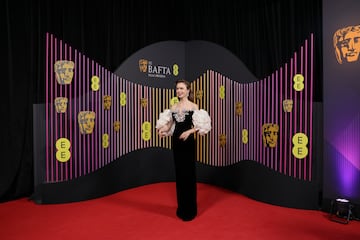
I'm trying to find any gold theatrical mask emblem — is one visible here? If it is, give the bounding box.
[140,98,148,108]
[262,123,279,148]
[219,134,226,147]
[283,99,293,113]
[334,24,360,64]
[113,121,121,132]
[54,97,68,113]
[103,95,112,110]
[139,59,148,73]
[54,60,75,85]
[196,90,203,100]
[235,101,242,116]
[78,111,96,134]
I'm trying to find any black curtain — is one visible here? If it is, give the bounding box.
[0,0,322,202]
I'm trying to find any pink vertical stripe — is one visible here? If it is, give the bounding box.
[111,74,115,161]
[245,82,247,161]
[300,46,304,179]
[45,33,49,182]
[69,46,73,180]
[217,73,221,166]
[260,79,263,165]
[108,71,111,163]
[74,50,78,179]
[279,67,283,174]
[275,72,278,171]
[211,71,217,166]
[81,54,85,176]
[91,61,95,171]
[101,67,104,167]
[236,82,240,163]
[64,43,68,181]
[271,73,274,170]
[250,83,253,162]
[304,40,308,180]
[126,81,131,153]
[85,61,90,170]
[51,34,54,182]
[95,64,99,169]
[265,77,269,166]
[255,81,258,164]
[309,34,314,181]
[284,63,288,175]
[294,53,297,178]
[117,77,120,158]
[289,59,293,177]
[59,40,63,182]
[54,38,59,182]
[226,78,230,165]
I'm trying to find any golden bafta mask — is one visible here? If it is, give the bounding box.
[196,90,203,100]
[139,59,148,73]
[78,111,96,134]
[333,25,360,64]
[54,60,75,85]
[262,123,279,148]
[235,101,242,116]
[103,95,112,110]
[140,98,148,108]
[219,134,226,147]
[283,99,293,113]
[113,121,120,132]
[54,97,68,113]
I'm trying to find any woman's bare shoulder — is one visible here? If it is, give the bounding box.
[170,103,178,111]
[192,102,199,110]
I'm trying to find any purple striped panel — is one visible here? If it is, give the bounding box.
[43,34,314,182]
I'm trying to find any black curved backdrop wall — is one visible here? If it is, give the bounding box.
[31,38,319,209]
[1,0,323,208]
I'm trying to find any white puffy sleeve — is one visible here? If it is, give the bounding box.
[155,109,175,136]
[192,109,212,135]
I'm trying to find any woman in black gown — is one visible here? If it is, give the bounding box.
[156,79,211,221]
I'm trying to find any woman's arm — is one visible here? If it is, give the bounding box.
[155,109,175,137]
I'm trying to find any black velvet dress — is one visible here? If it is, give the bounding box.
[172,110,197,221]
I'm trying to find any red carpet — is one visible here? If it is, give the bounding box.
[0,182,359,240]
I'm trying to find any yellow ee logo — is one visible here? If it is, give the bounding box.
[91,76,100,91]
[102,133,109,148]
[292,133,308,159]
[120,92,127,106]
[173,64,179,76]
[170,97,179,106]
[293,74,304,92]
[242,129,248,144]
[219,85,225,99]
[55,138,71,162]
[141,121,151,141]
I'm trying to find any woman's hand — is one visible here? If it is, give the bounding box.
[157,126,169,138]
[179,129,195,141]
